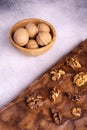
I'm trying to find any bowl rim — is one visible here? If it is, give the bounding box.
[9,18,56,52]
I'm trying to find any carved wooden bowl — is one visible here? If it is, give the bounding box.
[9,18,56,56]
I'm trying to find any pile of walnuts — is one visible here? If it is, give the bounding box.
[13,22,52,49]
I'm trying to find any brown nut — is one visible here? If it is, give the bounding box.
[38,23,50,32]
[65,92,80,102]
[51,108,62,125]
[26,39,39,49]
[71,107,81,117]
[49,87,60,101]
[26,93,43,110]
[73,72,87,87]
[50,69,65,81]
[13,28,29,46]
[66,58,81,69]
[36,32,52,46]
[25,23,38,38]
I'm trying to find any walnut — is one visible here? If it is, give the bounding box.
[65,92,80,102]
[13,28,29,46]
[25,23,38,38]
[26,39,39,49]
[38,23,50,32]
[49,87,60,101]
[73,72,87,87]
[36,32,52,46]
[71,107,81,117]
[51,108,62,125]
[50,69,65,81]
[66,58,81,69]
[26,93,43,110]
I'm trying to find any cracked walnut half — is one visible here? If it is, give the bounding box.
[26,93,43,110]
[71,107,81,117]
[50,69,65,81]
[49,87,60,101]
[73,72,87,87]
[66,58,81,69]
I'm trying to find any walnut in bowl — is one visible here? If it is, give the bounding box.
[9,18,56,56]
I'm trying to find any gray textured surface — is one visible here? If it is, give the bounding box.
[0,0,87,108]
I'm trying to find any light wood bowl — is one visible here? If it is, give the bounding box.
[9,18,56,56]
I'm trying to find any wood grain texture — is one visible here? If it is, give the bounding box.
[0,39,87,130]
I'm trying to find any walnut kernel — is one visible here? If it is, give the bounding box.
[50,87,60,101]
[65,92,80,102]
[51,108,62,125]
[50,69,65,81]
[73,72,87,87]
[26,93,43,110]
[71,107,81,117]
[66,58,81,69]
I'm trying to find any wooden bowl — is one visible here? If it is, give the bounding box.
[9,18,56,56]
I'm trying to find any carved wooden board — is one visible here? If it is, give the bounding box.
[0,40,87,130]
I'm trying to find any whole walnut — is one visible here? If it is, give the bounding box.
[26,39,39,49]
[38,23,50,32]
[25,23,38,38]
[36,32,52,46]
[13,28,29,46]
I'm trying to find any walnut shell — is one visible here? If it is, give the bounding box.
[36,32,52,46]
[26,40,39,49]
[13,28,29,46]
[25,23,38,38]
[38,23,50,32]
